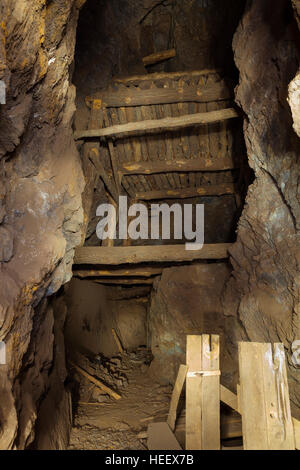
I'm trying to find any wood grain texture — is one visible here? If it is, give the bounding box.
[74,243,232,265]
[135,183,235,200]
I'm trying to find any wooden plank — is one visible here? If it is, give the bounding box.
[107,286,151,301]
[113,69,220,84]
[167,365,188,432]
[135,183,236,200]
[292,417,300,450]
[147,422,182,450]
[74,243,232,265]
[186,335,220,450]
[220,384,239,412]
[201,334,220,450]
[94,278,156,285]
[143,48,176,66]
[74,108,239,140]
[119,158,235,176]
[112,328,123,353]
[70,361,121,400]
[73,267,163,278]
[99,82,232,108]
[88,149,118,203]
[238,342,295,450]
[103,109,122,192]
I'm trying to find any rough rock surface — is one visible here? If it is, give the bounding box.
[223,0,300,417]
[0,0,85,449]
[148,263,231,384]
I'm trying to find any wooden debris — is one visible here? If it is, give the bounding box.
[167,364,188,431]
[74,108,239,140]
[143,48,176,66]
[70,361,121,401]
[112,328,124,354]
[74,244,232,265]
[113,69,220,84]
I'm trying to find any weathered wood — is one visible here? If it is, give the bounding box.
[103,109,122,191]
[147,422,182,450]
[135,183,236,200]
[70,361,121,400]
[98,82,232,108]
[74,243,232,265]
[74,108,239,140]
[167,365,188,432]
[186,334,220,450]
[220,384,239,412]
[107,286,151,301]
[143,48,176,66]
[238,342,295,450]
[119,158,235,176]
[88,149,118,203]
[73,267,163,278]
[94,277,157,285]
[113,69,220,84]
[112,328,123,353]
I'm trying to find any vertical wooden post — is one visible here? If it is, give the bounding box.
[238,342,295,450]
[186,334,220,450]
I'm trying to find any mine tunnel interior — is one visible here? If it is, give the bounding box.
[1,0,300,452]
[63,0,251,450]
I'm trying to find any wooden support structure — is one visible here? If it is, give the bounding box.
[113,69,220,84]
[143,48,176,66]
[119,158,235,176]
[167,364,188,432]
[94,277,157,285]
[88,148,118,203]
[135,183,236,200]
[73,267,163,278]
[186,335,220,450]
[238,342,295,450]
[74,243,232,265]
[95,82,232,108]
[74,108,239,140]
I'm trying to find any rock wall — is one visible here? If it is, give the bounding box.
[148,263,231,384]
[223,0,300,417]
[0,1,86,449]
[65,278,147,357]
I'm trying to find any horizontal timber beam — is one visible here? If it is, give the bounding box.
[143,48,176,66]
[120,158,235,175]
[74,244,232,265]
[73,267,163,278]
[94,278,157,285]
[135,183,236,200]
[113,69,221,83]
[74,108,239,140]
[96,82,231,108]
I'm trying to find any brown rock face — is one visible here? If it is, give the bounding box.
[223,0,300,417]
[148,263,231,384]
[0,1,85,449]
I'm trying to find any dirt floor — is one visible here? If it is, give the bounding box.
[68,351,172,450]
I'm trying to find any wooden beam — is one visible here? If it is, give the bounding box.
[70,361,121,400]
[143,48,176,66]
[220,384,239,412]
[135,183,236,200]
[167,365,188,432]
[239,342,295,450]
[113,69,221,84]
[74,108,239,140]
[73,267,163,278]
[88,149,118,203]
[94,277,157,285]
[186,334,220,450]
[74,243,232,265]
[97,82,232,108]
[107,286,151,300]
[120,158,235,176]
